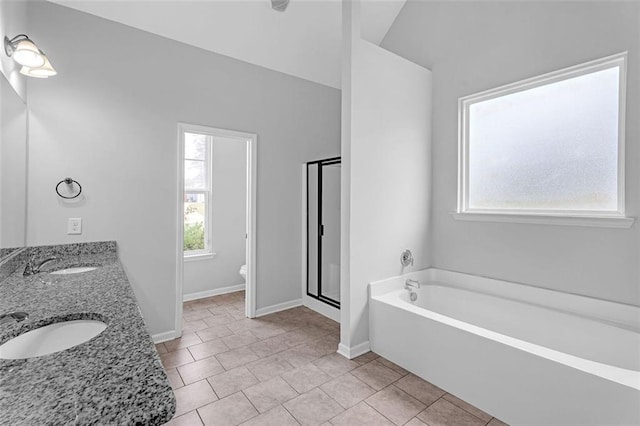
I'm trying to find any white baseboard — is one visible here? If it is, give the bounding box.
[152,330,180,344]
[255,298,302,317]
[337,341,371,359]
[303,295,340,322]
[183,284,246,302]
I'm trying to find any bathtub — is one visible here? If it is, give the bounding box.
[369,268,640,426]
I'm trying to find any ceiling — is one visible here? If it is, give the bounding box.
[47,0,407,88]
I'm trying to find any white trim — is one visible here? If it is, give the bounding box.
[183,284,246,302]
[152,330,180,344]
[457,52,628,218]
[337,341,370,359]
[451,212,634,229]
[255,299,302,317]
[184,252,216,262]
[303,294,340,322]
[176,123,258,339]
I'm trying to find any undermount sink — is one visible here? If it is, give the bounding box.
[50,267,98,275]
[0,319,107,359]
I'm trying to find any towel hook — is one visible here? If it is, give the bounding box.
[55,177,82,199]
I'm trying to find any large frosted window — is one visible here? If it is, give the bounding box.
[459,54,626,216]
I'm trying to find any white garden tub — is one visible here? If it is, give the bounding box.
[369,268,640,426]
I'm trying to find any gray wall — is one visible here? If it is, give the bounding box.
[382,1,640,306]
[26,2,340,336]
[183,137,247,297]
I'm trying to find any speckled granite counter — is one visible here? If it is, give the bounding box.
[0,241,175,425]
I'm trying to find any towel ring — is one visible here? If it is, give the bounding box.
[55,178,82,199]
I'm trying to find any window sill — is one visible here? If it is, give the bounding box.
[451,212,635,229]
[184,252,217,262]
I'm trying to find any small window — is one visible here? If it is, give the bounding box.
[458,53,627,221]
[183,131,212,256]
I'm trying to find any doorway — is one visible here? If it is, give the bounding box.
[306,157,341,309]
[175,123,257,338]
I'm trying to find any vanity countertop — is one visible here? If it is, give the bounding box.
[0,242,175,425]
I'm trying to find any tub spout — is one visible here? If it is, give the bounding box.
[405,279,420,290]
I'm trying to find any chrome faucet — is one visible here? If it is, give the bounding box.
[405,278,420,290]
[0,311,29,325]
[23,256,57,276]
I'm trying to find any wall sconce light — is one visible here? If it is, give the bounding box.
[4,34,57,78]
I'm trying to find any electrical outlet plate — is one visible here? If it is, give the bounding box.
[68,218,82,235]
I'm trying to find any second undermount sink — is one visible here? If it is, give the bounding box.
[0,319,107,359]
[50,267,98,275]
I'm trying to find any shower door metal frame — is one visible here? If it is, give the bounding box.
[306,157,341,309]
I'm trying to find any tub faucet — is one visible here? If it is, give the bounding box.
[405,279,420,290]
[23,256,57,276]
[0,311,29,326]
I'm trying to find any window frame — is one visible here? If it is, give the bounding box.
[182,128,215,259]
[455,52,633,228]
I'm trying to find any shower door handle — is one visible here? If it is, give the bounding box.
[319,224,324,237]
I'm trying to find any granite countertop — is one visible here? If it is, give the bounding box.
[0,242,175,425]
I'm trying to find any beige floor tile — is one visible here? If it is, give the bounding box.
[203,313,236,327]
[165,333,203,352]
[208,366,259,399]
[306,338,339,357]
[183,309,214,322]
[166,367,185,389]
[196,325,234,342]
[155,343,168,355]
[183,319,210,333]
[216,346,260,370]
[177,356,225,385]
[404,418,429,426]
[320,373,376,409]
[443,393,492,422]
[227,318,263,332]
[243,376,298,413]
[281,363,332,394]
[240,405,299,426]
[376,357,409,376]
[173,380,218,417]
[313,353,359,378]
[394,374,445,406]
[417,399,486,426]
[329,401,394,426]
[188,339,230,361]
[279,344,325,367]
[249,324,286,340]
[279,329,314,347]
[283,388,344,426]
[221,330,259,349]
[351,360,402,390]
[246,354,294,382]
[165,410,203,426]
[487,418,510,426]
[198,392,258,426]
[161,348,195,369]
[365,385,426,425]
[249,336,289,358]
[352,351,379,365]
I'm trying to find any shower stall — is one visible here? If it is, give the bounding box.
[306,157,341,308]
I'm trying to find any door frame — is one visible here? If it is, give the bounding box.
[175,123,258,338]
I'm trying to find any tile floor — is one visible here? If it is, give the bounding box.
[157,291,509,426]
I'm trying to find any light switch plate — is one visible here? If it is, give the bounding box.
[68,218,82,235]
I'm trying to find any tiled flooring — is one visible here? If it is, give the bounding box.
[157,291,508,426]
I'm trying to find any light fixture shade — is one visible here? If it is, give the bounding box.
[27,55,56,77]
[12,39,45,68]
[19,66,48,79]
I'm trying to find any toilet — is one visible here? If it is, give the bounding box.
[239,264,247,282]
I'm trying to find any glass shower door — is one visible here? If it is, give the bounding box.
[306,157,340,308]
